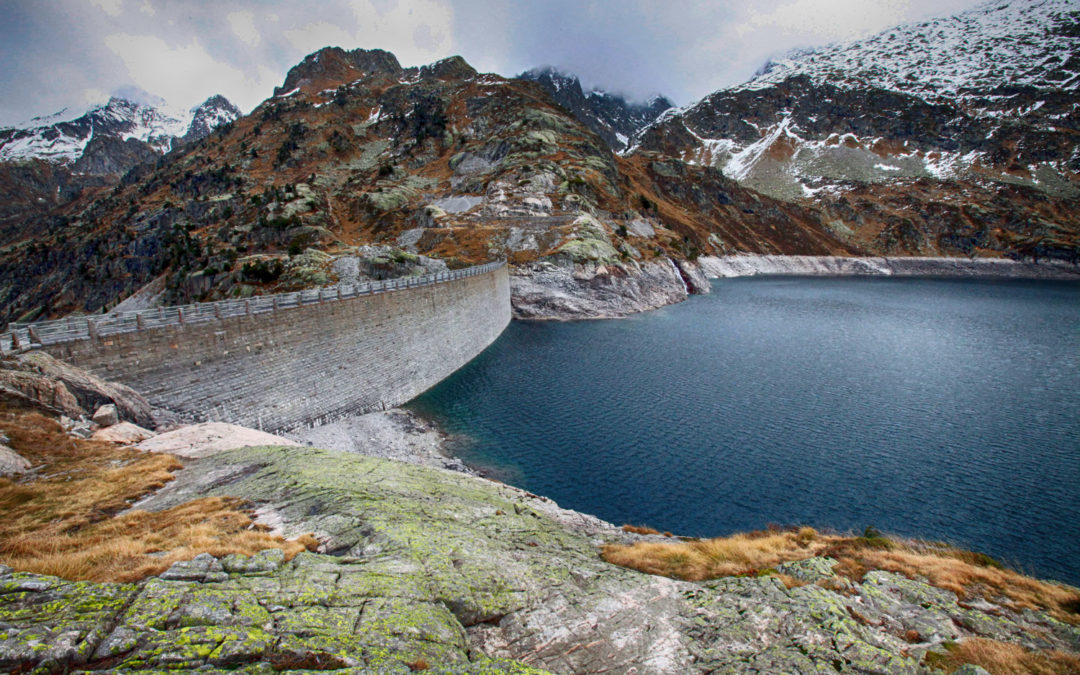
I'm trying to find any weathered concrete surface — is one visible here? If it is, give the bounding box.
[511,258,708,320]
[699,254,1080,280]
[42,265,511,432]
[4,444,1076,673]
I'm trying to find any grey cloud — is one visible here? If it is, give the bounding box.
[0,0,990,126]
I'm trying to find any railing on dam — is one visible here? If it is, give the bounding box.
[1,261,504,354]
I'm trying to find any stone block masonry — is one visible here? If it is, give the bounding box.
[33,265,510,432]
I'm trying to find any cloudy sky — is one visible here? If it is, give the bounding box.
[0,0,989,125]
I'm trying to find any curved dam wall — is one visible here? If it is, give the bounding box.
[33,264,510,432]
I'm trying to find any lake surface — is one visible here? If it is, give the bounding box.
[409,277,1080,584]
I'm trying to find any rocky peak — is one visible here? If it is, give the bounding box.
[182,95,242,144]
[418,55,478,81]
[520,66,587,100]
[0,94,239,172]
[274,47,405,96]
[740,0,1079,107]
[518,66,673,152]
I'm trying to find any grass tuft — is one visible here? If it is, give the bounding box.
[603,527,826,581]
[0,409,316,582]
[602,525,1080,625]
[924,638,1080,674]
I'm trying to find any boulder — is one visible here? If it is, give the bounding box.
[136,422,299,458]
[91,404,119,427]
[4,352,154,428]
[0,444,30,476]
[91,421,155,444]
[0,369,84,418]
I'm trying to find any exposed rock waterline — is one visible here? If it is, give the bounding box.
[698,254,1080,280]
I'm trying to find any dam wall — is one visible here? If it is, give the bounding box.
[6,263,510,431]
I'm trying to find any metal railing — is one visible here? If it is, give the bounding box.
[1,261,504,353]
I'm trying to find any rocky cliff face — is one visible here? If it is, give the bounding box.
[519,67,673,152]
[639,0,1078,195]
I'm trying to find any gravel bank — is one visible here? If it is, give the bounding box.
[284,408,474,474]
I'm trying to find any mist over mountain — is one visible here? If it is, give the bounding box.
[518,67,673,152]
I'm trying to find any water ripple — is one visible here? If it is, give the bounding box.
[410,278,1080,584]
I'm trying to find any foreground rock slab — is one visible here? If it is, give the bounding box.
[1,445,1077,673]
[136,422,299,458]
[91,421,155,444]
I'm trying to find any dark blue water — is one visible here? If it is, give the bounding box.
[409,277,1080,584]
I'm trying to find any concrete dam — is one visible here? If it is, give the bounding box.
[1,262,511,431]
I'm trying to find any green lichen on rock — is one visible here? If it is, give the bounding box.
[553,214,621,264]
[1,446,1077,673]
[364,187,416,212]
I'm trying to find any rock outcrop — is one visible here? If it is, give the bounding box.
[519,67,673,152]
[510,258,704,320]
[0,432,29,476]
[0,351,154,427]
[698,254,1080,280]
[2,441,1076,673]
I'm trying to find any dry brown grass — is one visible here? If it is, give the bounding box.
[602,526,1080,625]
[603,526,826,581]
[836,544,1080,625]
[0,410,316,582]
[925,638,1080,674]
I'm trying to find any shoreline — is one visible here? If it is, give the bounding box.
[697,254,1080,280]
[283,408,476,475]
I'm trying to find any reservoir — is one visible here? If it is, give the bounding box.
[409,277,1080,585]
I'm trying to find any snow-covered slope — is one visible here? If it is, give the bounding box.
[0,95,240,169]
[636,0,1080,201]
[746,0,1079,109]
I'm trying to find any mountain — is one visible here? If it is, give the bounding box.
[0,47,858,326]
[2,28,1077,328]
[0,95,241,174]
[638,0,1078,195]
[519,67,673,152]
[634,0,1079,259]
[181,95,243,145]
